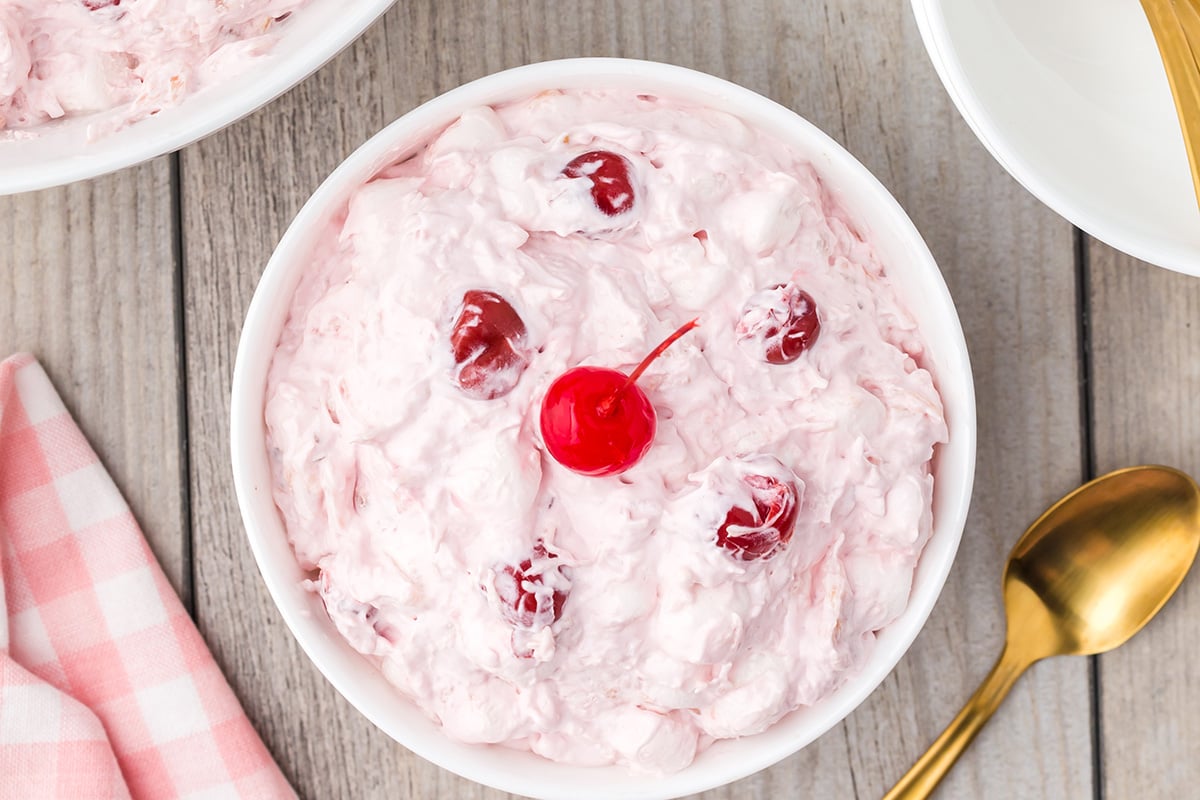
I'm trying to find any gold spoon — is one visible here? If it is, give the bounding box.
[884,465,1200,800]
[1141,0,1200,213]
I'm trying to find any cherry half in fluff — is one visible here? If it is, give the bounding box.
[450,289,529,399]
[562,150,636,216]
[716,460,799,560]
[540,319,699,476]
[492,544,568,629]
[736,283,821,364]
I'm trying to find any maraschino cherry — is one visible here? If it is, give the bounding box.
[449,289,529,400]
[716,465,799,560]
[540,319,699,476]
[492,544,568,629]
[563,150,636,216]
[736,283,821,364]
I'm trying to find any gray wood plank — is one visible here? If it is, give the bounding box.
[761,4,1092,799]
[0,161,187,600]
[180,17,425,800]
[182,1,1092,797]
[1087,242,1200,798]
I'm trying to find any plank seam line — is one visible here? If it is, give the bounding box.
[841,722,861,800]
[1074,226,1103,800]
[170,151,197,619]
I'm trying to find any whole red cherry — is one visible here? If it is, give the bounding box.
[491,544,568,629]
[716,458,799,560]
[736,283,820,364]
[540,319,698,476]
[562,150,636,216]
[449,290,529,399]
[539,367,654,477]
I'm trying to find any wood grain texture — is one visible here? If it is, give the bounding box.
[1086,241,1200,798]
[181,1,1093,798]
[179,18,403,800]
[0,161,187,600]
[759,4,1092,799]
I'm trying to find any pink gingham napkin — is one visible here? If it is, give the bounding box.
[0,353,295,799]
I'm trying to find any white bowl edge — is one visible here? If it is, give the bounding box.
[0,0,396,195]
[909,0,1200,275]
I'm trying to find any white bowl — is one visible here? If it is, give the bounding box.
[911,0,1200,275]
[0,0,396,195]
[231,58,977,800]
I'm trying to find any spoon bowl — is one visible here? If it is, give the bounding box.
[1005,465,1200,659]
[886,465,1200,800]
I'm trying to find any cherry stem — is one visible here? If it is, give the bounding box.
[597,318,700,417]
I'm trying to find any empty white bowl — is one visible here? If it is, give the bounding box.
[231,58,976,800]
[0,0,396,195]
[911,0,1200,275]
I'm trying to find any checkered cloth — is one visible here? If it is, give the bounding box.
[0,354,294,799]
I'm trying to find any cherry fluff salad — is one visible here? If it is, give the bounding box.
[265,88,948,773]
[0,0,309,133]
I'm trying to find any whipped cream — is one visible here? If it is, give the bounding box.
[266,89,948,773]
[0,0,308,132]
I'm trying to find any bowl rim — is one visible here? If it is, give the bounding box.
[909,0,1200,275]
[0,0,396,195]
[231,56,977,799]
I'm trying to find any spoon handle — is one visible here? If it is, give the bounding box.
[1140,0,1200,213]
[882,643,1032,800]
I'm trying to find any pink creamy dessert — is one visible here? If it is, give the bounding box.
[265,89,948,773]
[0,0,309,132]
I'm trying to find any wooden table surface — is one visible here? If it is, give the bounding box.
[4,2,1199,798]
